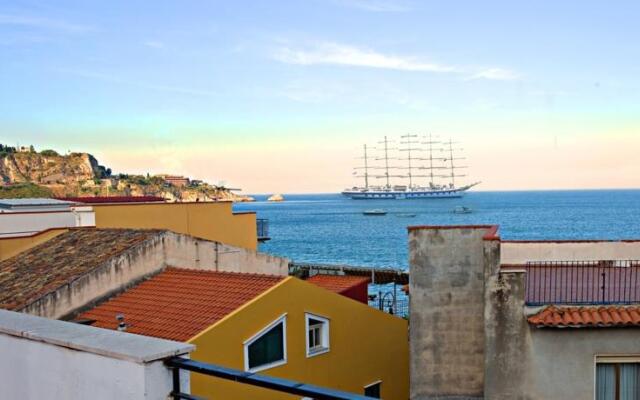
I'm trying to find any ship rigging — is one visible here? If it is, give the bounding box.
[342,134,480,199]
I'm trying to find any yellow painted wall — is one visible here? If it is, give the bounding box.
[0,228,68,261]
[189,277,409,399]
[92,202,258,250]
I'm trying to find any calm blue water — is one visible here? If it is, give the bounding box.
[233,190,640,270]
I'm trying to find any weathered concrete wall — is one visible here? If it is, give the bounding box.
[0,309,193,400]
[163,232,289,276]
[484,271,530,400]
[409,226,497,399]
[20,231,289,319]
[22,234,167,319]
[501,241,640,264]
[485,270,640,399]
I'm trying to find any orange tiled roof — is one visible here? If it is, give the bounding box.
[78,268,284,341]
[0,229,160,311]
[306,274,370,294]
[528,305,640,328]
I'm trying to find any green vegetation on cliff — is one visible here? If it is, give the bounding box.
[0,183,53,199]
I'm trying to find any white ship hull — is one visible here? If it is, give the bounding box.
[341,183,479,200]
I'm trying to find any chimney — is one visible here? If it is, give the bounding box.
[116,313,127,332]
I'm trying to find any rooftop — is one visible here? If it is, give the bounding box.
[0,309,193,363]
[78,268,285,341]
[306,274,370,295]
[0,198,77,210]
[59,196,166,204]
[528,305,640,328]
[0,228,160,311]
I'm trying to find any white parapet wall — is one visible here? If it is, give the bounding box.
[501,240,640,264]
[0,206,96,238]
[0,309,193,400]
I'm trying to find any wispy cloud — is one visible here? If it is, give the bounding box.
[274,42,456,73]
[469,68,520,81]
[273,41,520,81]
[332,0,412,12]
[142,40,165,49]
[59,68,218,97]
[0,13,93,33]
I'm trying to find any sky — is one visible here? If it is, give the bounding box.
[1,0,638,193]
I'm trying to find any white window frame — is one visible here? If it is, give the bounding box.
[243,313,287,373]
[305,313,330,358]
[594,354,640,400]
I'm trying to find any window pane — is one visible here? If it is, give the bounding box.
[365,382,381,398]
[248,322,284,369]
[620,364,640,400]
[596,364,616,400]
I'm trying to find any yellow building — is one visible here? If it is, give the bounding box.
[80,269,409,399]
[90,200,259,250]
[0,198,260,261]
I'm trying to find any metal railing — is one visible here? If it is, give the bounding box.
[166,357,376,400]
[524,260,640,306]
[257,218,270,241]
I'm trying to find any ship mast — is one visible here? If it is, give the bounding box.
[353,144,372,189]
[421,133,446,187]
[443,138,467,188]
[377,136,394,188]
[399,134,422,188]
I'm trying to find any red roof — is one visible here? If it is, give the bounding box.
[58,196,166,204]
[78,268,284,341]
[528,306,640,328]
[306,275,370,294]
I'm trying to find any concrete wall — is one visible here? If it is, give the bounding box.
[501,240,640,264]
[0,207,95,238]
[93,201,259,250]
[409,226,498,399]
[0,309,193,400]
[484,270,640,400]
[190,277,409,399]
[163,231,289,276]
[20,231,289,319]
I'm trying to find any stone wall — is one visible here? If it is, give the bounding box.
[19,231,289,319]
[409,226,498,399]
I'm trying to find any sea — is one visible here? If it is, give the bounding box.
[233,190,640,270]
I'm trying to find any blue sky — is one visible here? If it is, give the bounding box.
[1,1,638,192]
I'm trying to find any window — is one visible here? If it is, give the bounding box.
[244,315,287,372]
[596,358,640,400]
[364,381,381,398]
[305,313,330,357]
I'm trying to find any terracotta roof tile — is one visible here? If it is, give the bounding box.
[0,229,161,311]
[78,268,284,342]
[306,274,370,294]
[528,305,640,328]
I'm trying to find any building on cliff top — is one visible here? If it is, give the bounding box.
[408,225,640,400]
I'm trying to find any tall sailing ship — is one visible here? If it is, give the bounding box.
[342,134,480,199]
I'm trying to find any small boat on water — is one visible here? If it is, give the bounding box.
[395,213,417,218]
[363,209,387,216]
[452,206,472,214]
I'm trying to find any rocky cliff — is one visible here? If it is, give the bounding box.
[0,146,249,201]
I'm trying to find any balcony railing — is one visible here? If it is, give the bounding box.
[257,218,270,242]
[166,357,376,400]
[524,260,640,306]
